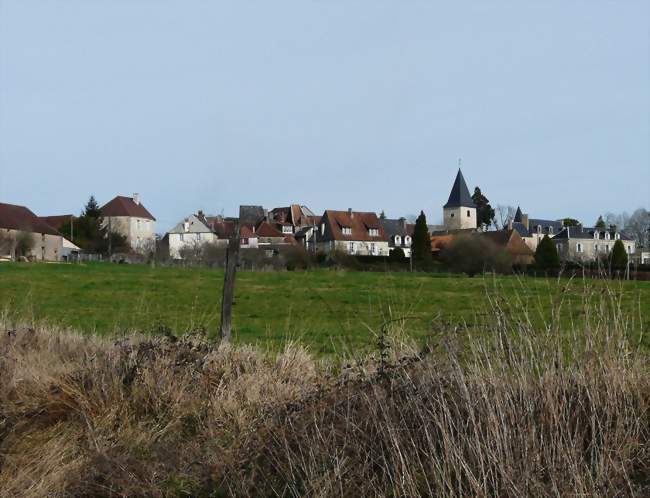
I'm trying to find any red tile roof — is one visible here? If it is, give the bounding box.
[255,221,285,238]
[0,203,61,236]
[100,196,155,221]
[321,210,387,242]
[39,215,74,231]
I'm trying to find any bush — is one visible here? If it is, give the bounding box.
[441,235,512,276]
[389,247,405,261]
[14,231,35,259]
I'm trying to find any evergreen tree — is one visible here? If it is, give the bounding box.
[411,211,432,265]
[534,235,560,270]
[561,218,580,227]
[472,187,495,228]
[610,239,628,272]
[83,195,102,218]
[595,215,606,230]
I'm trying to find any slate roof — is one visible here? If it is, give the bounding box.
[239,205,266,225]
[511,221,531,237]
[529,218,563,232]
[168,214,212,234]
[0,202,61,236]
[443,169,476,208]
[553,226,634,241]
[321,210,387,242]
[514,207,523,223]
[380,218,414,237]
[101,196,155,220]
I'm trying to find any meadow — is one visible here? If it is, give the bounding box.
[1,262,649,353]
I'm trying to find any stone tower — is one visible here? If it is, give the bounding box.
[443,169,477,230]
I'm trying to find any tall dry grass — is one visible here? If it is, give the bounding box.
[0,281,648,497]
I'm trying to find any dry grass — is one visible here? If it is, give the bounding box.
[0,283,648,497]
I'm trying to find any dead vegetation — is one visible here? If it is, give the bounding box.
[0,285,648,497]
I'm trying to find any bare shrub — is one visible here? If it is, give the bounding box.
[14,230,35,259]
[442,234,512,276]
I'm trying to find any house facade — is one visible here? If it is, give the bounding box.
[316,209,389,256]
[510,207,564,251]
[167,213,224,259]
[553,226,635,263]
[0,202,64,261]
[100,194,156,253]
[379,215,414,257]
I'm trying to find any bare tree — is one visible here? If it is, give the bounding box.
[625,208,650,247]
[495,205,516,230]
[15,231,35,259]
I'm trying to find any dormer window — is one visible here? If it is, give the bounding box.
[368,228,379,237]
[614,233,620,240]
[342,227,352,235]
[404,235,411,246]
[282,225,293,234]
[605,232,610,240]
[537,225,542,234]
[394,235,401,245]
[548,226,553,234]
[594,231,599,240]
[183,222,190,232]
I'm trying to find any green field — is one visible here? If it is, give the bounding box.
[1,262,648,353]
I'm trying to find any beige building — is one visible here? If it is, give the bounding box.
[101,194,156,253]
[0,202,64,261]
[166,212,225,259]
[510,207,564,251]
[316,209,390,256]
[443,169,477,231]
[553,226,635,263]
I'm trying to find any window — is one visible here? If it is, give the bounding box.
[627,245,632,254]
[595,244,599,252]
[370,243,376,254]
[394,235,401,246]
[605,245,610,253]
[594,231,599,239]
[368,228,379,237]
[576,243,583,253]
[605,232,610,240]
[404,236,411,246]
[615,233,620,240]
[450,213,455,218]
[179,233,184,242]
[467,210,470,217]
[342,227,352,235]
[321,223,325,235]
[282,226,293,234]
[537,225,542,234]
[197,233,202,241]
[548,226,553,234]
[349,242,355,253]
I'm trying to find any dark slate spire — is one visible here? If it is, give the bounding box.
[443,169,476,208]
[514,206,523,222]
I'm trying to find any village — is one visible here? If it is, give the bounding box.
[1,169,647,270]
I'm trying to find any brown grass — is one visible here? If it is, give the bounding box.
[0,284,648,497]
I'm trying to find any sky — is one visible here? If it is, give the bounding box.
[1,1,648,232]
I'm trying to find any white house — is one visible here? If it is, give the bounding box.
[167,213,223,259]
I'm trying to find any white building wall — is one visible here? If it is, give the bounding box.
[444,207,476,230]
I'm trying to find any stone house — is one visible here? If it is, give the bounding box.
[0,202,64,261]
[166,213,223,259]
[100,194,156,253]
[316,209,389,256]
[510,207,564,251]
[553,226,635,263]
[379,215,414,257]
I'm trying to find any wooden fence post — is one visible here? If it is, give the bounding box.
[220,221,240,343]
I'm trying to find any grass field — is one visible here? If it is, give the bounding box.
[1,262,648,353]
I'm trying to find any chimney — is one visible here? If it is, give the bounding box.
[348,208,353,218]
[508,219,513,230]
[133,193,140,205]
[399,217,407,230]
[521,214,529,231]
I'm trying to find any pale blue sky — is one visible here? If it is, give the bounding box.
[1,1,648,231]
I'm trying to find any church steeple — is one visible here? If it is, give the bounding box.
[443,168,476,208]
[443,168,477,230]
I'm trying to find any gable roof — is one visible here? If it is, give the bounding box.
[168,214,212,234]
[101,196,155,220]
[483,230,534,257]
[255,221,285,238]
[239,205,266,225]
[0,202,61,236]
[321,210,387,242]
[39,215,75,231]
[380,217,414,237]
[444,169,476,208]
